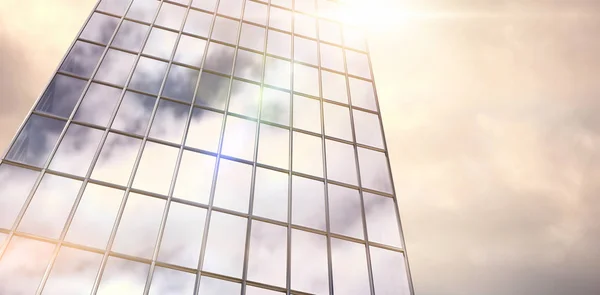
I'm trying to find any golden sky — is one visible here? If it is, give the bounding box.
[1,0,600,294]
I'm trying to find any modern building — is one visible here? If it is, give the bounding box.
[0,0,413,294]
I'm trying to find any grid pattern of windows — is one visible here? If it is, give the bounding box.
[0,0,413,294]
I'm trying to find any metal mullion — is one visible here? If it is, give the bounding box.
[128,188,169,201]
[241,0,273,293]
[170,197,210,211]
[28,111,69,123]
[291,127,321,139]
[286,1,296,294]
[0,159,43,172]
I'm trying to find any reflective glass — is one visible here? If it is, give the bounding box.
[294,13,316,39]
[331,238,370,295]
[243,0,267,26]
[0,237,54,295]
[129,57,169,95]
[74,83,122,126]
[112,91,157,136]
[257,124,289,170]
[218,0,244,18]
[97,256,149,295]
[253,167,288,222]
[0,165,39,229]
[133,142,179,195]
[213,159,252,213]
[222,116,256,161]
[234,49,264,82]
[49,124,104,176]
[317,0,338,20]
[294,0,316,14]
[186,108,223,152]
[211,16,240,45]
[320,43,344,72]
[112,193,165,258]
[36,74,87,118]
[264,57,290,89]
[18,174,82,239]
[294,63,319,97]
[6,115,66,167]
[239,23,265,51]
[269,7,291,32]
[247,220,287,287]
[343,26,367,51]
[158,202,207,268]
[228,80,260,118]
[0,233,5,244]
[91,132,142,186]
[174,35,207,67]
[203,212,247,278]
[148,99,189,144]
[112,20,149,52]
[267,30,291,59]
[291,229,328,294]
[322,70,348,104]
[292,132,322,177]
[271,0,292,9]
[97,0,129,16]
[357,147,393,194]
[325,140,358,185]
[292,95,320,134]
[149,267,195,295]
[348,77,376,111]
[127,0,160,23]
[204,42,235,75]
[351,110,383,149]
[319,19,342,45]
[60,41,104,78]
[192,0,217,11]
[95,49,137,86]
[42,247,103,295]
[370,247,411,295]
[294,36,318,65]
[196,72,230,109]
[323,102,352,141]
[198,276,241,294]
[155,2,186,30]
[261,87,290,126]
[328,184,363,239]
[173,150,215,204]
[292,176,326,231]
[80,13,119,45]
[184,9,213,37]
[66,183,124,249]
[143,28,178,59]
[364,192,401,247]
[163,64,200,103]
[345,49,371,79]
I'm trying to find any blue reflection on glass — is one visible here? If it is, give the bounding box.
[6,114,66,167]
[35,74,87,118]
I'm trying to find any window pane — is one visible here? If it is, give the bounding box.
[91,132,142,186]
[239,23,265,51]
[222,116,256,161]
[97,256,149,295]
[158,202,207,268]
[271,0,292,9]
[36,74,87,118]
[294,13,316,39]
[112,20,149,52]
[328,184,363,239]
[357,147,393,194]
[293,63,319,97]
[127,0,160,23]
[6,115,65,167]
[257,124,289,170]
[133,142,179,195]
[261,87,290,125]
[49,124,104,176]
[292,95,320,134]
[204,42,235,75]
[198,276,241,294]
[322,70,348,104]
[112,91,157,136]
[253,167,288,222]
[43,247,102,295]
[148,99,190,144]
[184,9,213,37]
[66,183,123,249]
[203,212,247,278]
[174,35,207,67]
[228,80,260,118]
[353,110,383,149]
[0,237,54,295]
[186,108,222,152]
[192,0,217,11]
[264,57,290,89]
[0,165,39,229]
[370,247,411,295]
[364,192,401,247]
[234,49,263,82]
[269,7,291,32]
[163,65,200,103]
[292,132,322,177]
[294,36,318,65]
[213,159,252,213]
[292,176,326,231]
[217,0,244,19]
[320,43,344,72]
[74,83,122,126]
[267,30,291,59]
[60,41,104,78]
[331,238,370,295]
[345,49,371,79]
[247,220,287,287]
[155,2,186,30]
[323,103,352,141]
[348,77,376,111]
[295,0,316,13]
[97,0,129,16]
[319,19,342,45]
[18,174,81,238]
[343,26,367,51]
[243,1,267,26]
[196,72,231,110]
[95,49,136,86]
[291,229,328,294]
[143,28,178,60]
[129,57,169,95]
[81,13,119,45]
[211,16,240,45]
[149,267,195,295]
[112,193,165,258]
[173,150,215,204]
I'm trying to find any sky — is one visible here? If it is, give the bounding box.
[1,0,600,295]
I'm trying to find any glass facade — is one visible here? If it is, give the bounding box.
[0,0,413,294]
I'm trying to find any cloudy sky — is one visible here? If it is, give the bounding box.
[1,0,600,294]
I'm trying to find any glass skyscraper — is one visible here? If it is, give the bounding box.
[0,0,413,294]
